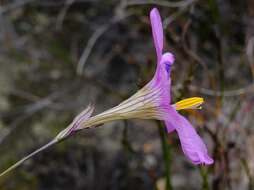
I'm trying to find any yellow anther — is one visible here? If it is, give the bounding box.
[174,97,204,111]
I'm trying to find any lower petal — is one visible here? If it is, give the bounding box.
[165,107,214,165]
[165,120,175,133]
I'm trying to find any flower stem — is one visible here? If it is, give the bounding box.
[200,166,210,190]
[121,121,135,154]
[157,121,173,190]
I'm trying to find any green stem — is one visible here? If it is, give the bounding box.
[121,121,135,154]
[157,121,173,190]
[200,166,210,190]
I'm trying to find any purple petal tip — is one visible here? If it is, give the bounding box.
[161,52,175,65]
[150,8,159,16]
[150,7,163,62]
[193,153,214,165]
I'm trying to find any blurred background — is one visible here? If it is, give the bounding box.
[0,0,254,189]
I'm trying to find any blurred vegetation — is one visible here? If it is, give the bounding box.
[0,0,254,189]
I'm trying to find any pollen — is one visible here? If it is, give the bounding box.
[174,97,204,111]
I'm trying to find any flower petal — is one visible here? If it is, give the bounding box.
[149,69,171,105]
[165,107,214,165]
[160,52,175,78]
[150,8,163,62]
[165,120,175,133]
[161,53,175,66]
[72,104,95,129]
[55,104,94,140]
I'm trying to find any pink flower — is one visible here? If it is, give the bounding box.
[57,8,213,165]
[0,8,214,179]
[148,8,213,165]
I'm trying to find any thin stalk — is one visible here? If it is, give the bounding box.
[200,166,210,190]
[157,121,173,190]
[121,121,135,154]
[0,138,58,177]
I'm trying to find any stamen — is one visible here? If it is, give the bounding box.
[165,63,171,74]
[174,97,204,110]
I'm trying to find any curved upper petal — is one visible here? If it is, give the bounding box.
[165,107,214,165]
[150,8,163,63]
[149,8,175,90]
